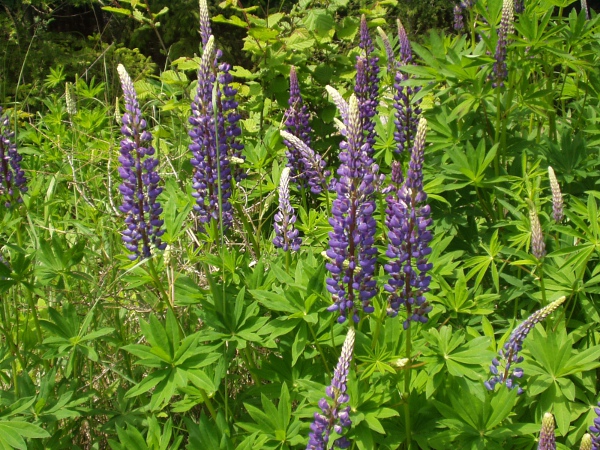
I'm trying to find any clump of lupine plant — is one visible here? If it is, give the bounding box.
[528,200,546,260]
[0,107,27,208]
[538,412,556,450]
[307,327,355,450]
[547,166,563,223]
[325,94,378,323]
[273,167,301,252]
[485,296,566,393]
[491,0,514,87]
[384,118,433,327]
[189,1,244,230]
[116,64,166,260]
[280,130,329,194]
[394,19,422,154]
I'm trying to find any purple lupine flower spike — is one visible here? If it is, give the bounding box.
[384,118,433,328]
[355,15,379,153]
[454,5,465,30]
[0,107,27,208]
[485,296,566,393]
[547,166,564,223]
[528,200,546,260]
[273,168,301,252]
[117,64,166,260]
[492,0,514,87]
[538,412,556,450]
[307,327,355,450]
[325,86,349,126]
[394,19,421,154]
[199,0,212,48]
[326,95,378,324]
[280,130,329,194]
[189,34,244,230]
[376,27,395,74]
[284,66,316,190]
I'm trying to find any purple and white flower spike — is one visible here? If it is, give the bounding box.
[273,167,301,252]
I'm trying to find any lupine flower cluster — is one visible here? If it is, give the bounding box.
[384,118,433,328]
[0,107,27,208]
[307,327,355,450]
[394,19,422,154]
[528,201,546,260]
[538,413,556,450]
[65,82,77,116]
[280,131,328,194]
[453,0,476,30]
[355,15,379,152]
[325,94,378,324]
[485,296,566,393]
[282,67,329,194]
[273,167,301,252]
[547,166,563,223]
[117,64,166,261]
[188,33,244,229]
[589,404,600,450]
[492,0,514,87]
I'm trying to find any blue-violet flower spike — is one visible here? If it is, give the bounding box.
[0,107,27,208]
[117,64,166,261]
[325,95,378,324]
[484,296,566,393]
[280,130,329,194]
[273,167,301,252]
[307,327,355,450]
[384,118,433,328]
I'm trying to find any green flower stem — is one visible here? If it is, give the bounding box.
[538,262,547,306]
[404,323,412,449]
[199,387,218,421]
[243,345,261,385]
[307,322,331,377]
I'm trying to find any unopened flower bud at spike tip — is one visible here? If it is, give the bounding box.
[538,412,556,450]
[548,166,564,223]
[579,433,592,450]
[527,200,546,260]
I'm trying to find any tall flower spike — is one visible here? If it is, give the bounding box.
[355,15,379,153]
[492,0,514,87]
[485,296,566,393]
[280,130,329,194]
[283,66,315,190]
[384,118,433,328]
[0,107,27,208]
[538,413,556,450]
[580,433,592,450]
[65,82,77,116]
[325,86,349,126]
[326,95,378,324]
[394,19,422,154]
[547,166,564,223]
[117,64,166,260]
[199,0,211,48]
[307,328,355,450]
[189,34,244,230]
[376,27,395,74]
[528,200,546,260]
[273,167,301,252]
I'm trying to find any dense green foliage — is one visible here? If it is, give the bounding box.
[1,0,600,449]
